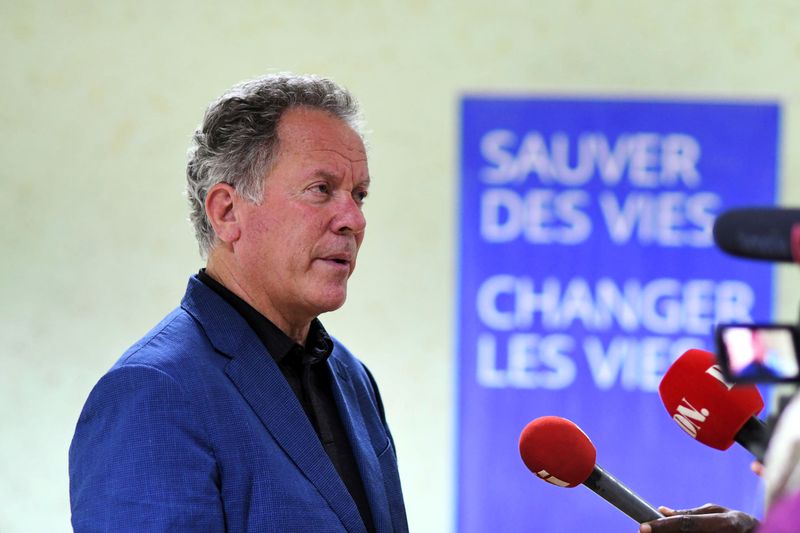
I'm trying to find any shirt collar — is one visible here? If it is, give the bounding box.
[197,269,333,365]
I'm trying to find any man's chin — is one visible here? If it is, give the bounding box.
[312,289,348,315]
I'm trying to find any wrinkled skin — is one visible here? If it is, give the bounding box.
[639,504,759,533]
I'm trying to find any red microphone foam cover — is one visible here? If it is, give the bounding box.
[658,349,764,450]
[519,416,596,488]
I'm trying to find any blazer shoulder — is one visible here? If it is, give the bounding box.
[80,306,224,427]
[111,307,223,378]
[70,355,224,531]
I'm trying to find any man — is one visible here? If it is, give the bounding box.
[69,74,408,533]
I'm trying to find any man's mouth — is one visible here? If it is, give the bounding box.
[320,254,353,268]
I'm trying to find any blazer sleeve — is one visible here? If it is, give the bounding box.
[69,363,223,532]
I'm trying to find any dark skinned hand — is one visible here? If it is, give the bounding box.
[638,504,759,533]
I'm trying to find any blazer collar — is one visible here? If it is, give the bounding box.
[180,276,367,533]
[328,355,393,531]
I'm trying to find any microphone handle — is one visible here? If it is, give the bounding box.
[734,417,769,463]
[583,465,663,523]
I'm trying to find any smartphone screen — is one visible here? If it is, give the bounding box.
[715,324,800,383]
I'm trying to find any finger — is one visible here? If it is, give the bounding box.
[645,513,734,533]
[644,508,757,533]
[669,503,727,516]
[642,514,695,532]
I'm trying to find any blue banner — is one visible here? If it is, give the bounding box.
[457,97,780,532]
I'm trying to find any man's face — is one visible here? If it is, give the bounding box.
[233,106,369,328]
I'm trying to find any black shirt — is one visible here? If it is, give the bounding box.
[198,270,376,533]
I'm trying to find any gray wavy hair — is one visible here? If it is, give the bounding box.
[186,73,363,258]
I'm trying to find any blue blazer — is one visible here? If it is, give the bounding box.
[69,276,408,532]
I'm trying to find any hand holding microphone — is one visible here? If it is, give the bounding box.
[637,348,766,532]
[519,350,768,529]
[518,416,663,523]
[639,504,759,533]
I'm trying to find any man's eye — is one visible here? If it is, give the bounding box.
[354,190,368,204]
[312,184,330,194]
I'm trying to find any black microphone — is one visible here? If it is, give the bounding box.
[519,416,664,523]
[735,417,770,463]
[713,207,800,263]
[583,465,664,523]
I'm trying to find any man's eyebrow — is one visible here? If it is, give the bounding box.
[313,170,371,187]
[313,170,338,181]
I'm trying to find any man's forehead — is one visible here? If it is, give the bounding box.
[277,116,366,164]
[276,145,369,172]
[278,107,364,145]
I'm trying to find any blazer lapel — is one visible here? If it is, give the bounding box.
[181,277,366,533]
[328,356,393,532]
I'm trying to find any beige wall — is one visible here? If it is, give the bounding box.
[2,1,800,531]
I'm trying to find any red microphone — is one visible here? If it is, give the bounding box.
[519,416,663,523]
[658,349,769,461]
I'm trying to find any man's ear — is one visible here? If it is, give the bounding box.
[205,183,242,245]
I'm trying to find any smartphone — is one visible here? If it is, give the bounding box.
[715,323,800,383]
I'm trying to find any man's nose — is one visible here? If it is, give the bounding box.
[332,193,367,235]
